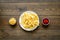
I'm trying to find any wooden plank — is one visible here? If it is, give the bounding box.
[0,0,60,3]
[0,3,60,16]
[0,30,60,40]
[0,8,60,16]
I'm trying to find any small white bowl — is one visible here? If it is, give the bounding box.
[19,11,39,31]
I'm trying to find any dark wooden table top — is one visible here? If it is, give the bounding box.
[0,1,60,40]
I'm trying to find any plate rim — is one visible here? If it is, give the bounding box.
[19,11,39,31]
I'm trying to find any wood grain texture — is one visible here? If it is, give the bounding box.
[0,0,60,3]
[0,3,60,40]
[0,3,60,16]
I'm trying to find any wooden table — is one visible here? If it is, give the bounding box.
[0,1,60,40]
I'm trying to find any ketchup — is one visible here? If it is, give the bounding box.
[43,18,49,25]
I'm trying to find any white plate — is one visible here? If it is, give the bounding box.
[19,11,39,31]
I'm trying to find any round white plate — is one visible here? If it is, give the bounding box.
[19,11,39,31]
